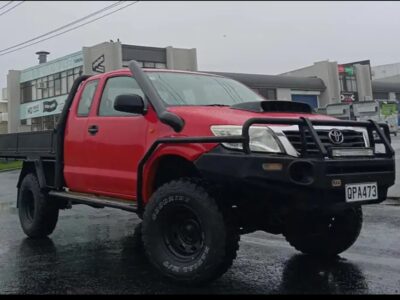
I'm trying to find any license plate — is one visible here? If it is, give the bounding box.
[345,182,378,202]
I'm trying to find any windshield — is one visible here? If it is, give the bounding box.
[146,71,265,106]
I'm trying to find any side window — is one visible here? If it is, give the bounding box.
[77,80,99,117]
[99,76,145,116]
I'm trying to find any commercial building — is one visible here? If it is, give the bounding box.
[372,62,400,83]
[6,41,197,133]
[371,81,400,101]
[4,39,400,134]
[280,60,375,108]
[0,88,7,134]
[209,71,326,106]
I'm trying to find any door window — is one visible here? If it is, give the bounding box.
[99,77,145,116]
[77,80,99,117]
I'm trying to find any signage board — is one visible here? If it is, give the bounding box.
[20,95,67,120]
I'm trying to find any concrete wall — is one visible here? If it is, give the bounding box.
[83,41,122,75]
[389,92,397,100]
[7,70,21,133]
[0,102,7,133]
[276,88,292,101]
[0,124,6,134]
[372,63,400,81]
[354,64,373,101]
[0,102,6,112]
[281,61,340,108]
[166,47,197,71]
[1,88,6,100]
[372,74,400,83]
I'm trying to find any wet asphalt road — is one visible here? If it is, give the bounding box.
[0,151,400,293]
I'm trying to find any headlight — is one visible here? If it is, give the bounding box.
[210,125,283,153]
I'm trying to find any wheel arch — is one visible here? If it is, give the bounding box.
[143,154,201,203]
[17,160,46,190]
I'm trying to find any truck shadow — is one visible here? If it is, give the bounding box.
[14,225,368,294]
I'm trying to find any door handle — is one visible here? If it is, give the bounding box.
[88,125,99,135]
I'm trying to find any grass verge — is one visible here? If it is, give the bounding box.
[0,160,22,171]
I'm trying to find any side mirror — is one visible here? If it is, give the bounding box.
[114,94,145,114]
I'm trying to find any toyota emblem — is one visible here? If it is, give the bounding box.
[328,129,344,145]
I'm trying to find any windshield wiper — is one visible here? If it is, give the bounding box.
[204,104,229,107]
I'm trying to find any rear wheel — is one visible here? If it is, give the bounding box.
[18,173,59,238]
[284,207,363,256]
[142,178,239,285]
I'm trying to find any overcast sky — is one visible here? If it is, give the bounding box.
[1,1,400,91]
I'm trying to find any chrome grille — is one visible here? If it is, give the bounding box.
[283,129,366,155]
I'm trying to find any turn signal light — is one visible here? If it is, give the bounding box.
[262,163,283,171]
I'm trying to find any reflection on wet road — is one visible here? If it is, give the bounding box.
[0,170,399,294]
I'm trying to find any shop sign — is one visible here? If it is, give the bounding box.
[338,65,354,76]
[20,95,66,120]
[340,93,356,103]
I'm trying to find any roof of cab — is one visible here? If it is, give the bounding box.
[88,68,224,79]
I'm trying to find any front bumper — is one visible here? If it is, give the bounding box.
[194,146,395,210]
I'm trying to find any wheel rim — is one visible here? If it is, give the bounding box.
[22,190,35,222]
[162,205,205,261]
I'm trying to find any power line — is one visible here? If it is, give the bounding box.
[0,1,139,57]
[0,1,125,54]
[0,1,13,11]
[0,1,24,17]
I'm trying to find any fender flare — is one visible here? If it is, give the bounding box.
[17,160,47,190]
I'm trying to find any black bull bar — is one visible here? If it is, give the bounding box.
[136,117,395,213]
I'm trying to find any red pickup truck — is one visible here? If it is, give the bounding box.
[0,61,395,285]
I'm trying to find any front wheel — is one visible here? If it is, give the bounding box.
[18,173,59,238]
[284,207,363,257]
[142,178,239,285]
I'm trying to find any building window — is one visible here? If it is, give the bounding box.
[42,115,54,130]
[20,65,84,105]
[31,116,42,131]
[155,62,166,69]
[48,75,54,97]
[373,92,389,100]
[73,67,81,80]
[340,74,357,93]
[54,73,61,96]
[61,71,67,94]
[36,78,43,99]
[67,70,74,93]
[144,62,155,68]
[31,80,37,101]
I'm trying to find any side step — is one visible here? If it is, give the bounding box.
[49,191,138,213]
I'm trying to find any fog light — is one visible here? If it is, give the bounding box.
[288,161,314,185]
[262,163,283,171]
[331,148,374,157]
